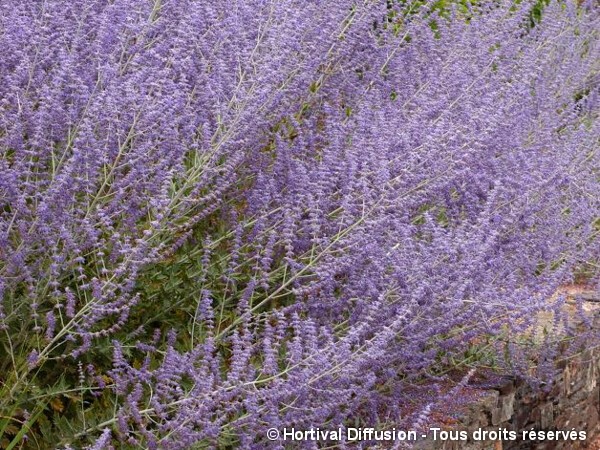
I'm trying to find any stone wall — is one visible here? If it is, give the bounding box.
[415,295,600,450]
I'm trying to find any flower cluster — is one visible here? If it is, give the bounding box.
[0,0,599,448]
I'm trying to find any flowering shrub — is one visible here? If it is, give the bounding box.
[0,0,599,448]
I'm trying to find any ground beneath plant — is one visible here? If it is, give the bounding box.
[589,435,600,449]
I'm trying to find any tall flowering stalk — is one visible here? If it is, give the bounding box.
[0,0,599,448]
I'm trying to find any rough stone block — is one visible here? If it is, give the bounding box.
[539,403,554,430]
[492,393,515,425]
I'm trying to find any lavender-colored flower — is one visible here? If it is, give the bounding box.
[0,0,599,448]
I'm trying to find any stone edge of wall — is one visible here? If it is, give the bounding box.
[414,305,600,450]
